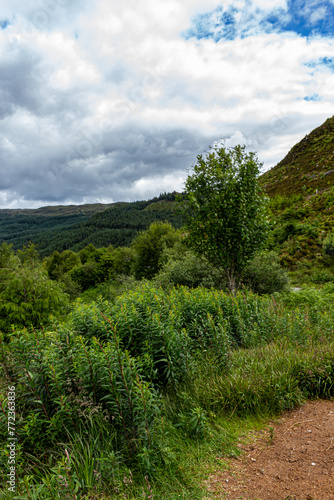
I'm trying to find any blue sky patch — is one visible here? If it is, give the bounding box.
[305,56,334,73]
[183,5,238,42]
[264,1,334,38]
[0,20,10,30]
[303,94,321,101]
[320,57,334,70]
[183,1,334,42]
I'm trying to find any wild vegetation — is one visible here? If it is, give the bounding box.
[1,282,334,499]
[0,125,334,499]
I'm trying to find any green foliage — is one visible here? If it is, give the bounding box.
[268,194,303,212]
[80,275,140,303]
[192,341,334,418]
[176,406,208,440]
[43,250,81,280]
[0,323,161,478]
[154,242,227,290]
[325,185,334,207]
[182,144,269,294]
[70,260,100,291]
[2,283,334,498]
[43,249,83,298]
[276,284,334,309]
[242,250,289,294]
[272,220,319,246]
[69,246,135,292]
[323,230,334,258]
[131,222,181,280]
[0,243,68,332]
[310,269,334,284]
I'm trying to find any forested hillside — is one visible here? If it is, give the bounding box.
[0,193,182,257]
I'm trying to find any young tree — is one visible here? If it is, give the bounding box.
[181,144,269,294]
[131,222,181,279]
[0,243,68,332]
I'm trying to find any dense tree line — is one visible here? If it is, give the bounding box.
[0,193,182,257]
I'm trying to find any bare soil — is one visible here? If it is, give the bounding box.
[205,400,334,500]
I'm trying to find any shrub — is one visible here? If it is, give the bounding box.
[242,250,289,294]
[70,261,100,290]
[43,250,81,280]
[310,269,334,284]
[0,323,162,475]
[2,284,334,497]
[0,243,68,332]
[154,243,227,290]
[131,222,181,280]
[323,231,334,258]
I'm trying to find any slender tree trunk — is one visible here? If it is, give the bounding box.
[226,268,237,296]
[225,265,242,296]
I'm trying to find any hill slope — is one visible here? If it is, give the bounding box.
[260,116,334,197]
[259,116,334,274]
[0,194,182,257]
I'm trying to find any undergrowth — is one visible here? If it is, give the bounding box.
[0,284,334,499]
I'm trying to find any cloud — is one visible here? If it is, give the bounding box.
[0,0,333,208]
[0,118,215,207]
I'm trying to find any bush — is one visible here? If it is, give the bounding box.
[0,323,162,475]
[276,285,334,312]
[323,231,334,258]
[154,243,227,290]
[43,250,81,280]
[242,250,289,294]
[0,243,68,332]
[310,269,334,284]
[3,284,334,497]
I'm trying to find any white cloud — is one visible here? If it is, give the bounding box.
[309,7,327,24]
[0,0,334,207]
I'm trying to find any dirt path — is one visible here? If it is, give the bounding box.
[205,400,334,500]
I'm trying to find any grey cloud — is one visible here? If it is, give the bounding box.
[0,42,90,122]
[0,48,46,116]
[0,121,216,206]
[0,101,14,119]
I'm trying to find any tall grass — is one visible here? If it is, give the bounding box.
[1,284,334,498]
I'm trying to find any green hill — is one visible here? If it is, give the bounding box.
[0,193,182,257]
[259,116,334,276]
[260,115,334,197]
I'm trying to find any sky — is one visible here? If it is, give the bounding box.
[0,0,334,208]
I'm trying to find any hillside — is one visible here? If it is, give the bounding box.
[0,202,117,217]
[0,193,182,256]
[260,115,334,197]
[259,116,334,275]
